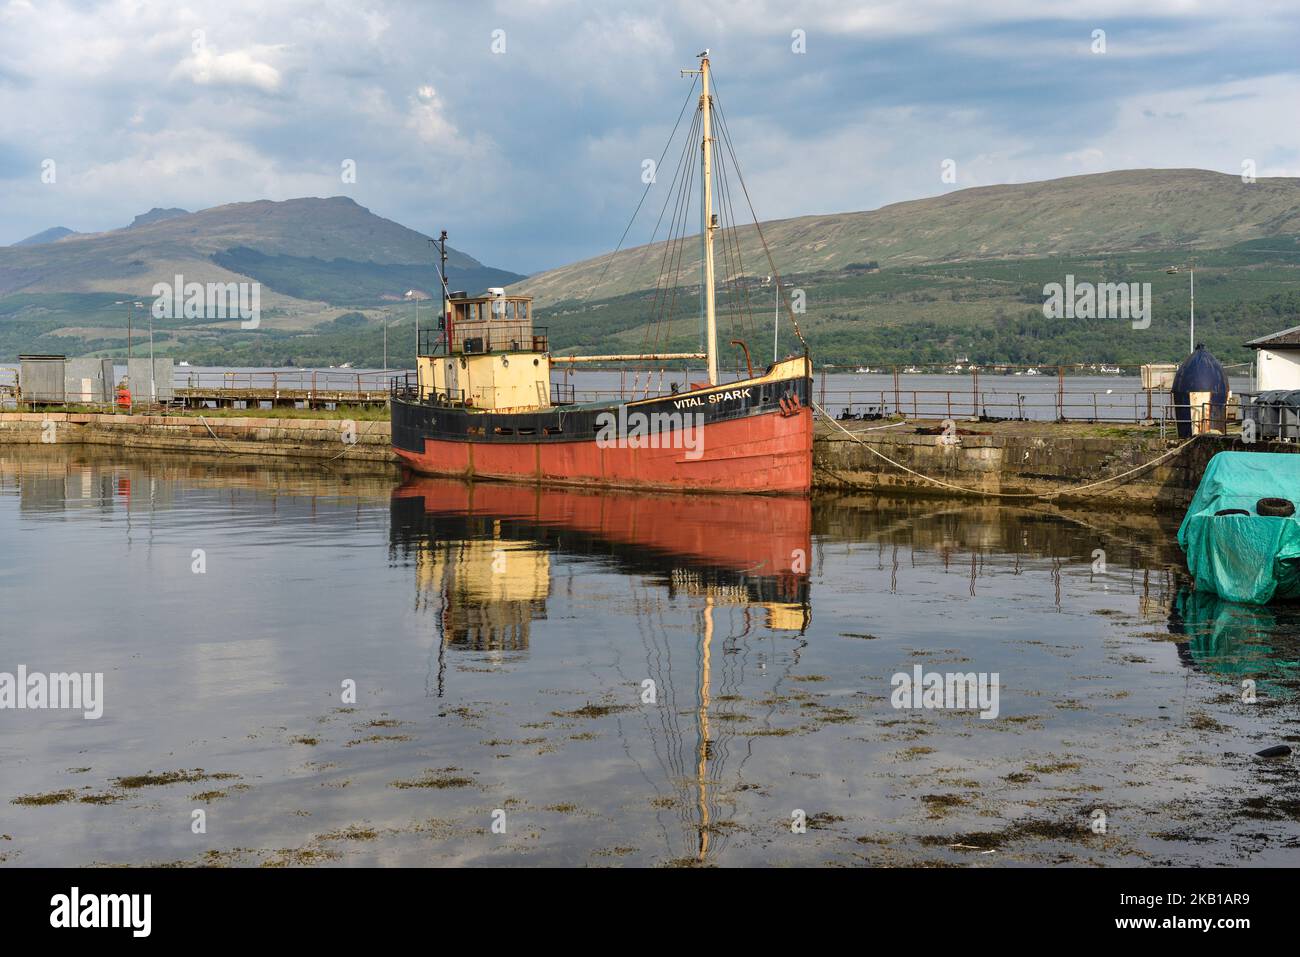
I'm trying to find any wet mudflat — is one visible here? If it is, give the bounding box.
[1,447,1297,867]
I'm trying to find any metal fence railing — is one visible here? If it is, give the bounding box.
[176,369,392,393]
[0,362,1255,432]
[542,382,1205,425]
[1238,392,1300,441]
[817,388,1165,423]
[0,365,397,412]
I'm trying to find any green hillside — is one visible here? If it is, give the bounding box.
[514,169,1300,308]
[539,235,1300,371]
[0,197,521,362]
[7,169,1300,369]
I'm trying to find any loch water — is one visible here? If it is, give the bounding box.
[1,447,1296,866]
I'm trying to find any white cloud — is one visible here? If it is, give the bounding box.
[172,46,284,93]
[1,0,1298,270]
[1094,73,1300,177]
[406,85,459,144]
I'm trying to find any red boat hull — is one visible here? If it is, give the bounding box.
[394,405,813,494]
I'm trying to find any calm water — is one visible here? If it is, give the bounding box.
[1,447,1297,867]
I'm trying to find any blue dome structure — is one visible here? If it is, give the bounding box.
[1171,344,1229,437]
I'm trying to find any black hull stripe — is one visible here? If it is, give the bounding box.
[392,377,811,452]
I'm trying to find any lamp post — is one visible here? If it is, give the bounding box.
[1166,259,1196,355]
[403,288,427,355]
[114,300,145,411]
[146,302,156,405]
[383,316,406,372]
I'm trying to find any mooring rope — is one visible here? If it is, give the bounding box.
[317,438,358,467]
[198,413,359,469]
[835,419,910,435]
[812,400,1203,500]
[198,415,239,454]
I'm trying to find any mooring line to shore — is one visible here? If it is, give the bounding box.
[834,419,911,434]
[197,415,241,454]
[317,441,357,468]
[812,400,1203,500]
[195,413,359,469]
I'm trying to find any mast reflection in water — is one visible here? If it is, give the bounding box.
[389,477,811,863]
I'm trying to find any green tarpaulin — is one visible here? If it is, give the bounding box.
[1178,451,1300,604]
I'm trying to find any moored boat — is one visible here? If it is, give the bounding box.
[390,53,814,494]
[1178,451,1300,603]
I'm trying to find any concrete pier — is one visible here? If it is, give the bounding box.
[0,411,395,467]
[813,419,1253,509]
[0,411,1270,509]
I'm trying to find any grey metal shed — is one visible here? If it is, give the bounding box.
[18,354,67,404]
[125,357,175,402]
[64,358,116,404]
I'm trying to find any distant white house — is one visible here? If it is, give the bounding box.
[1247,324,1300,391]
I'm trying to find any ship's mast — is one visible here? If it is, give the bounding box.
[697,54,718,385]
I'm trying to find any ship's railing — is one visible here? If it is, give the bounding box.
[419,324,549,356]
[550,381,576,405]
[390,372,418,401]
[418,327,444,357]
[389,373,464,406]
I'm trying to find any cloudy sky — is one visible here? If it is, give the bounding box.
[2,0,1299,273]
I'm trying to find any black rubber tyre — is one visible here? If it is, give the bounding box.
[1256,497,1296,517]
[1215,508,1250,517]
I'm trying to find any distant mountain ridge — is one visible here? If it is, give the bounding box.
[0,196,521,300]
[129,207,190,228]
[513,169,1300,307]
[0,196,523,361]
[13,226,79,246]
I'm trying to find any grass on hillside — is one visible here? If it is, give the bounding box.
[4,235,1299,369]
[535,235,1300,368]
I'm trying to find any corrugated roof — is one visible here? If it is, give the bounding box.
[1246,324,1300,348]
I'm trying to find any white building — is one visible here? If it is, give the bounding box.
[1247,325,1300,391]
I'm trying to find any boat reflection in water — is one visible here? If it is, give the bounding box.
[389,476,811,863]
[1168,586,1300,694]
